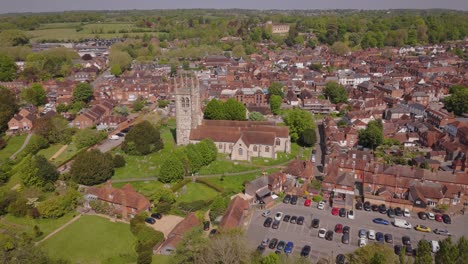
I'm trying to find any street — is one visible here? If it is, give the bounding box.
[246,199,468,262]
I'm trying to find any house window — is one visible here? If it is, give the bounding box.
[265,146,270,152]
[219,144,223,149]
[238,148,243,156]
[427,200,437,207]
[253,145,257,151]
[276,138,281,146]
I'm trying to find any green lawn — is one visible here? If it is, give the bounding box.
[251,143,310,166]
[177,182,219,203]
[202,168,280,193]
[0,134,27,161]
[152,255,172,264]
[40,215,137,264]
[50,142,82,166]
[198,154,258,175]
[37,143,64,160]
[112,180,164,198]
[0,212,75,241]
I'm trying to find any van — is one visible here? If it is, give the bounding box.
[109,135,119,140]
[430,241,440,253]
[393,218,412,229]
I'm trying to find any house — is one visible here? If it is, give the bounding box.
[7,107,37,133]
[219,196,249,229]
[158,213,200,255]
[283,159,314,180]
[86,181,150,219]
[72,99,114,129]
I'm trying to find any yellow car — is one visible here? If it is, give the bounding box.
[415,225,431,233]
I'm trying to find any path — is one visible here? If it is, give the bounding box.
[10,133,32,160]
[35,214,82,246]
[50,145,68,160]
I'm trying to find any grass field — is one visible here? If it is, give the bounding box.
[0,212,75,241]
[202,168,279,193]
[176,182,219,203]
[152,255,172,264]
[37,143,64,160]
[251,143,311,166]
[50,142,82,166]
[0,134,27,161]
[112,180,165,198]
[198,154,258,175]
[40,215,136,264]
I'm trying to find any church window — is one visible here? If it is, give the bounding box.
[219,144,223,149]
[265,146,270,152]
[185,97,190,107]
[238,148,243,156]
[253,145,257,151]
[181,97,186,107]
[276,138,281,146]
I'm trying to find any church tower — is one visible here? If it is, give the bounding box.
[175,76,202,146]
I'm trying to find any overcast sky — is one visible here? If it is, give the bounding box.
[2,0,467,13]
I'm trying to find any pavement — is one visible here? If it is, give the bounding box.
[246,199,468,262]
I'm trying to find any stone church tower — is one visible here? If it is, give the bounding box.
[175,76,202,145]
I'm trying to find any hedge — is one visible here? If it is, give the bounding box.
[195,178,224,192]
[178,199,214,213]
[171,178,191,192]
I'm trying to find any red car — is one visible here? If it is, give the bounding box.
[304,199,312,207]
[332,207,339,216]
[335,224,343,233]
[435,214,443,222]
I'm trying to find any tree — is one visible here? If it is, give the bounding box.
[73,82,93,103]
[158,100,170,108]
[209,195,229,221]
[414,240,433,264]
[33,116,74,144]
[283,109,315,142]
[171,228,209,264]
[358,120,383,150]
[232,45,246,58]
[269,95,282,115]
[301,128,317,147]
[268,82,285,98]
[348,243,398,264]
[110,64,122,76]
[70,149,114,186]
[0,54,17,81]
[122,121,163,155]
[109,48,132,70]
[0,86,18,133]
[436,237,459,264]
[132,97,146,112]
[159,154,185,183]
[55,103,69,113]
[223,99,246,121]
[330,41,350,56]
[457,236,468,263]
[21,83,46,106]
[18,155,58,188]
[324,81,348,104]
[0,29,30,46]
[113,154,126,168]
[8,197,29,217]
[204,99,225,120]
[444,85,468,116]
[249,111,266,121]
[74,128,106,148]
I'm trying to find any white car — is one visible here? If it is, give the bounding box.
[109,135,119,140]
[427,212,435,220]
[348,210,355,219]
[317,201,325,210]
[403,208,411,218]
[274,212,284,221]
[359,238,367,247]
[318,228,327,238]
[262,210,271,217]
[368,230,376,240]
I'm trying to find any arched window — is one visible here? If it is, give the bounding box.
[181,97,186,107]
[185,97,190,107]
[276,138,281,146]
[265,146,270,152]
[238,148,243,156]
[253,145,257,151]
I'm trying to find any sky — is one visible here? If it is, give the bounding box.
[1,0,467,13]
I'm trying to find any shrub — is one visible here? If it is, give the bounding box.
[195,178,224,192]
[178,199,213,212]
[312,195,323,203]
[170,178,191,192]
[113,154,126,168]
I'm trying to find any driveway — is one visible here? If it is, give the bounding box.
[246,199,468,262]
[147,215,184,238]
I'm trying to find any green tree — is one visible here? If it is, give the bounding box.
[209,195,229,221]
[283,109,316,142]
[21,83,46,106]
[324,81,347,104]
[158,100,170,108]
[113,154,126,168]
[223,98,246,120]
[436,237,459,264]
[269,95,282,115]
[301,128,317,147]
[122,121,163,155]
[415,240,433,264]
[260,253,280,264]
[0,86,18,133]
[70,149,114,186]
[132,97,146,112]
[110,64,122,76]
[232,45,246,58]
[74,128,106,148]
[185,144,204,173]
[268,82,285,98]
[0,29,30,46]
[55,103,69,113]
[109,48,132,70]
[33,116,74,144]
[330,41,350,56]
[0,54,17,81]
[358,120,383,150]
[444,85,468,116]
[8,197,29,217]
[204,99,225,120]
[249,111,266,121]
[159,154,185,183]
[348,243,398,264]
[73,82,93,103]
[457,236,468,264]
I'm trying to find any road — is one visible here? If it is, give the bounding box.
[311,119,325,177]
[246,199,468,262]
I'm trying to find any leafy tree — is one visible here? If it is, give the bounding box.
[73,82,93,103]
[185,144,204,173]
[324,81,348,104]
[415,240,433,264]
[159,154,185,183]
[436,237,459,264]
[0,29,30,46]
[113,154,126,168]
[283,109,315,142]
[197,139,217,165]
[204,99,225,120]
[301,128,317,147]
[18,155,58,188]
[358,120,383,150]
[209,195,229,221]
[158,100,170,108]
[348,243,398,264]
[7,197,29,217]
[269,95,282,115]
[268,82,285,98]
[19,134,49,158]
[0,86,18,133]
[33,116,74,144]
[109,48,132,70]
[110,64,122,76]
[55,103,69,113]
[249,111,266,121]
[74,128,106,148]
[0,54,17,81]
[37,187,81,218]
[70,149,114,186]
[24,47,77,80]
[122,121,163,155]
[132,97,146,112]
[457,236,468,263]
[114,105,129,116]
[260,253,280,264]
[223,98,247,121]
[330,41,350,56]
[444,85,468,116]
[21,83,47,106]
[232,45,246,58]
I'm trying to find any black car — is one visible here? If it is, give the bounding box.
[336,254,346,264]
[339,208,346,217]
[371,204,379,211]
[145,217,155,224]
[283,215,291,222]
[257,245,266,253]
[116,132,125,137]
[312,218,320,228]
[283,194,291,204]
[442,214,451,224]
[376,232,384,242]
[356,201,363,210]
[394,245,402,255]
[300,245,311,257]
[277,241,286,250]
[387,208,396,218]
[385,233,393,243]
[264,217,273,227]
[405,245,414,256]
[209,229,218,237]
[272,220,280,229]
[402,236,411,246]
[275,250,281,254]
[395,207,403,217]
[203,221,210,231]
[291,195,298,205]
[269,238,279,249]
[290,216,297,224]
[364,201,371,211]
[418,212,428,220]
[297,216,304,225]
[151,213,162,219]
[378,204,387,214]
[343,226,350,234]
[325,230,334,241]
[342,233,350,244]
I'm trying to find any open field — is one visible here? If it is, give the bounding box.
[202,168,279,193]
[198,154,258,175]
[50,142,82,166]
[112,180,165,197]
[176,182,219,203]
[37,143,64,160]
[251,143,311,166]
[40,215,136,264]
[0,134,27,161]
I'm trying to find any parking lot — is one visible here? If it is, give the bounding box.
[246,197,468,262]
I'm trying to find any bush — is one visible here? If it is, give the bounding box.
[312,195,323,203]
[195,178,224,192]
[170,178,191,192]
[178,199,213,212]
[209,195,229,222]
[113,154,126,168]
[154,201,172,214]
[74,128,106,148]
[8,197,29,217]
[122,121,163,155]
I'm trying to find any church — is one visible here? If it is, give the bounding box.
[175,77,291,161]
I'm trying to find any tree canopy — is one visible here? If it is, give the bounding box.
[70,149,114,186]
[21,83,46,106]
[283,109,316,143]
[73,82,94,103]
[324,81,348,104]
[204,99,246,121]
[348,243,398,264]
[249,111,266,121]
[358,120,383,150]
[268,82,285,98]
[121,121,163,155]
[0,86,18,133]
[0,54,17,81]
[159,154,185,183]
[269,95,282,115]
[33,115,74,144]
[444,85,468,116]
[17,155,58,188]
[23,47,78,80]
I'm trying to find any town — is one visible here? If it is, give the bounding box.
[0,7,467,264]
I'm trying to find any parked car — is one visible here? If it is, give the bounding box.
[378,204,387,214]
[325,230,334,241]
[257,245,266,253]
[394,245,402,255]
[290,195,298,205]
[300,245,311,257]
[274,212,284,221]
[277,240,286,250]
[275,250,281,255]
[348,210,355,219]
[290,216,297,224]
[331,207,339,216]
[317,201,325,210]
[373,218,390,225]
[312,218,320,228]
[403,208,411,217]
[427,212,435,220]
[284,242,294,254]
[385,233,393,243]
[364,201,371,211]
[109,135,119,140]
[342,233,350,244]
[356,201,363,210]
[335,224,344,233]
[262,210,272,217]
[339,208,346,217]
[359,229,367,238]
[402,236,411,245]
[272,220,280,229]
[318,228,327,238]
[387,208,396,218]
[371,204,379,211]
[209,229,218,237]
[145,217,155,224]
[434,229,451,236]
[268,238,279,249]
[283,195,291,204]
[116,132,125,137]
[368,230,376,240]
[297,216,304,225]
[151,213,162,219]
[442,214,451,224]
[304,199,311,207]
[283,215,291,222]
[261,238,270,246]
[264,217,273,227]
[359,238,367,247]
[395,207,403,217]
[435,214,443,222]
[415,224,431,233]
[376,232,384,242]
[418,212,427,220]
[336,254,346,264]
[203,221,210,231]
[343,226,350,234]
[393,218,412,229]
[405,245,414,256]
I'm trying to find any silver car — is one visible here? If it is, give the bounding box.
[359,229,367,238]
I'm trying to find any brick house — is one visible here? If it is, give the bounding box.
[219,196,249,229]
[158,213,200,255]
[7,107,37,133]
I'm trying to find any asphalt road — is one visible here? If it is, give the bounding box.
[246,198,468,262]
